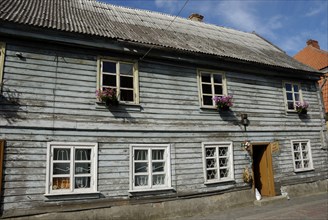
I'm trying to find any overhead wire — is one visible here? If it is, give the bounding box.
[138,0,190,62]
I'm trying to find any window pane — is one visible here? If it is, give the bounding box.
[285,83,292,91]
[302,151,308,159]
[120,76,133,88]
[53,163,70,174]
[293,85,299,92]
[294,93,300,101]
[219,158,228,167]
[152,150,164,160]
[75,163,91,174]
[135,162,148,173]
[103,61,116,73]
[54,148,70,160]
[135,150,147,160]
[201,73,211,83]
[293,143,300,151]
[288,102,294,110]
[103,74,116,87]
[214,85,223,95]
[120,89,134,102]
[152,174,165,185]
[218,147,228,156]
[202,84,212,94]
[294,152,301,160]
[53,177,70,190]
[295,161,301,169]
[286,93,293,101]
[120,63,133,75]
[206,147,216,157]
[75,149,91,160]
[206,158,216,168]
[220,169,229,178]
[75,177,91,189]
[135,175,148,186]
[213,74,222,83]
[301,143,307,150]
[203,95,213,105]
[303,160,309,168]
[152,162,164,172]
[207,169,217,180]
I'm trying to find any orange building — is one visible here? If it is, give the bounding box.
[294,39,328,115]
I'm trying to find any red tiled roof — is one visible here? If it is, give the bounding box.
[319,74,328,113]
[294,45,328,70]
[294,42,328,113]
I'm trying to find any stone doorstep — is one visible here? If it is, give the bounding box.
[254,195,288,206]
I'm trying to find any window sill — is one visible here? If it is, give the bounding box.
[44,191,101,201]
[129,187,175,194]
[294,168,314,173]
[95,101,141,111]
[199,107,219,113]
[204,179,235,185]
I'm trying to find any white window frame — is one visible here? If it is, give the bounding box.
[197,69,227,108]
[202,142,234,184]
[283,81,303,112]
[45,142,98,195]
[129,144,172,192]
[97,57,139,104]
[0,42,6,93]
[291,140,314,172]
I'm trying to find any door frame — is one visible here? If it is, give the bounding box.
[251,142,275,197]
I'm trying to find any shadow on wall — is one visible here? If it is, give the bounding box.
[0,83,26,124]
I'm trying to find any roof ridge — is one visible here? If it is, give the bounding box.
[307,45,328,54]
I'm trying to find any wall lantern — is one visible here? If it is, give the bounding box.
[241,113,249,131]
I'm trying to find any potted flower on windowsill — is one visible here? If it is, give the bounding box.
[213,95,233,111]
[295,101,309,114]
[96,88,119,107]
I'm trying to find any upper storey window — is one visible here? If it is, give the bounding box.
[198,69,227,108]
[283,82,303,111]
[99,59,139,104]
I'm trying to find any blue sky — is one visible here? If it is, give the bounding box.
[103,0,328,56]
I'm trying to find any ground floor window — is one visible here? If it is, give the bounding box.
[202,142,234,184]
[130,144,171,191]
[291,140,313,172]
[46,142,98,195]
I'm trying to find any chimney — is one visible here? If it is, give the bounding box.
[188,13,204,22]
[307,39,320,49]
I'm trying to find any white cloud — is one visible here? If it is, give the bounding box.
[154,0,180,13]
[305,1,327,17]
[215,1,284,39]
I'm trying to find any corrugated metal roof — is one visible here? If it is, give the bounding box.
[0,0,316,72]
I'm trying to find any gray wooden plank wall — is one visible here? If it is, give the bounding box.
[0,41,327,216]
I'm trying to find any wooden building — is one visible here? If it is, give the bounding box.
[0,0,327,218]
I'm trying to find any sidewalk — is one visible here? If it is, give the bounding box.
[165,192,328,220]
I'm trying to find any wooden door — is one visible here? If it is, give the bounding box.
[253,144,275,197]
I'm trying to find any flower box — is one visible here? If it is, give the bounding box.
[213,95,233,111]
[295,101,309,114]
[96,88,119,107]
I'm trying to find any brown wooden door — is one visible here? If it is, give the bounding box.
[253,144,275,197]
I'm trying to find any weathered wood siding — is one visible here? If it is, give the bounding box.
[0,40,327,217]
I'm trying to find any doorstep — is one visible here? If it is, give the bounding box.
[254,195,288,206]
